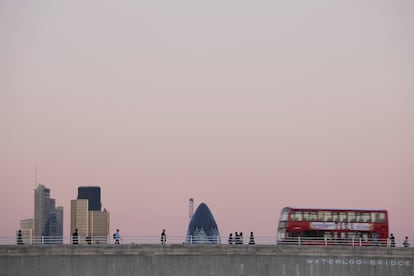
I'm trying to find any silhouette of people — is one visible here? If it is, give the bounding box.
[17,230,24,245]
[113,229,121,245]
[85,235,92,245]
[239,232,244,245]
[228,233,233,245]
[403,236,409,248]
[389,233,395,247]
[235,232,240,245]
[249,232,255,245]
[161,229,166,245]
[72,229,79,245]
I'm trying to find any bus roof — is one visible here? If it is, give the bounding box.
[284,207,387,212]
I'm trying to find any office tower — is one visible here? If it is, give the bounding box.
[186,202,221,244]
[19,218,34,245]
[34,184,64,244]
[78,186,101,211]
[89,209,110,244]
[71,189,110,244]
[34,184,50,239]
[71,199,89,240]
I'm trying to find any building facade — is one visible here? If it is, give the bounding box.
[186,202,221,244]
[19,218,34,245]
[34,184,63,244]
[78,186,101,211]
[71,199,89,239]
[71,187,110,244]
[89,210,110,244]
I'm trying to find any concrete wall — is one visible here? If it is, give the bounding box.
[1,245,413,276]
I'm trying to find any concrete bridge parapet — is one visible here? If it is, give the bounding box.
[1,245,413,276]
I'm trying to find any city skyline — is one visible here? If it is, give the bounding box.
[1,1,413,241]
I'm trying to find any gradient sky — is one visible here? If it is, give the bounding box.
[1,1,413,241]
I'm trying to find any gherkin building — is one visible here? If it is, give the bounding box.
[186,203,221,244]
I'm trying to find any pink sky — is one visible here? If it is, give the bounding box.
[1,1,413,241]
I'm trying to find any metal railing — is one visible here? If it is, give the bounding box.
[278,237,391,247]
[1,235,412,248]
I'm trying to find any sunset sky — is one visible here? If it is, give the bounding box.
[1,1,413,241]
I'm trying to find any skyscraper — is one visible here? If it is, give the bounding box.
[186,202,221,244]
[34,184,63,244]
[78,186,101,211]
[89,209,110,244]
[19,218,34,245]
[71,199,89,239]
[71,186,110,244]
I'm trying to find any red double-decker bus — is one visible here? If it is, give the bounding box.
[277,207,389,246]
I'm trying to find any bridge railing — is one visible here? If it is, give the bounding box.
[1,235,412,248]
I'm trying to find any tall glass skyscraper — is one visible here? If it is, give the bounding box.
[186,203,221,244]
[78,186,101,211]
[34,184,63,244]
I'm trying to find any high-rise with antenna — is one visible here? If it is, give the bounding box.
[189,198,194,222]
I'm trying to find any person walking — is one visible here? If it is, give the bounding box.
[239,232,244,245]
[113,229,121,245]
[161,229,166,245]
[389,233,395,248]
[228,233,233,245]
[72,229,79,245]
[403,236,410,248]
[17,230,24,245]
[235,232,240,245]
[248,232,255,245]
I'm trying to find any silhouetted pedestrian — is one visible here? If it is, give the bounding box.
[240,232,244,245]
[228,233,233,245]
[17,230,24,245]
[235,232,240,244]
[85,235,92,245]
[403,236,410,248]
[249,232,255,245]
[161,229,166,245]
[72,229,79,245]
[389,233,395,247]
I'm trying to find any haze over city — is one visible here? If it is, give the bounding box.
[1,1,413,241]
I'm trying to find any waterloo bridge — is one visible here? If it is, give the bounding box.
[1,241,413,276]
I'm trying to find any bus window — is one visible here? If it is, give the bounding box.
[303,212,310,221]
[371,212,376,222]
[362,212,370,222]
[318,211,324,221]
[318,211,332,221]
[339,212,347,222]
[372,212,385,222]
[291,211,303,221]
[348,212,356,222]
[356,213,363,222]
[309,212,317,220]
[377,212,385,222]
[280,208,289,221]
[348,232,356,239]
[332,212,339,222]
